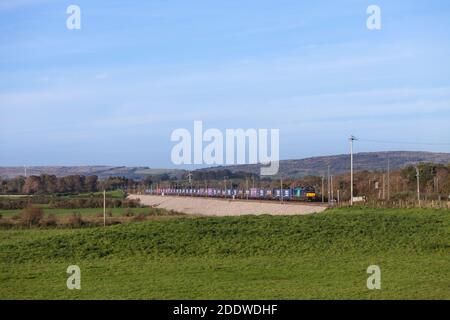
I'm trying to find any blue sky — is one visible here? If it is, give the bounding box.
[1,0,450,168]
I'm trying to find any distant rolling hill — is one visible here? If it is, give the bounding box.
[1,151,450,179]
[196,151,450,178]
[0,166,185,180]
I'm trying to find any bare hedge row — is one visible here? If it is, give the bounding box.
[0,205,181,229]
[50,198,141,209]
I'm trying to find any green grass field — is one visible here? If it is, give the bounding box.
[0,190,129,217]
[0,190,126,200]
[0,207,150,218]
[62,190,127,199]
[0,207,449,299]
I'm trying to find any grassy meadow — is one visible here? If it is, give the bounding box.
[0,190,143,218]
[0,206,449,299]
[0,207,151,218]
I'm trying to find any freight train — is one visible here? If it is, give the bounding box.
[145,186,317,201]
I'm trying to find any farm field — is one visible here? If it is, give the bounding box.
[0,207,151,218]
[0,191,143,218]
[0,207,449,300]
[0,190,126,199]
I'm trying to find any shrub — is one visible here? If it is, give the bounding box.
[133,213,147,221]
[67,212,84,228]
[146,208,181,216]
[0,196,56,210]
[21,204,44,227]
[106,219,121,226]
[49,198,141,209]
[123,208,135,217]
[0,220,13,229]
[147,208,163,216]
[122,199,141,208]
[0,199,28,210]
[40,214,57,227]
[95,210,113,218]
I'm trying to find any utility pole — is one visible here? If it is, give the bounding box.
[349,135,357,206]
[416,166,421,206]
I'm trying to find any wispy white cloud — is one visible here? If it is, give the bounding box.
[1,0,449,166]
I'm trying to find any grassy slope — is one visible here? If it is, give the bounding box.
[0,190,126,199]
[0,207,150,218]
[0,207,449,299]
[0,190,128,217]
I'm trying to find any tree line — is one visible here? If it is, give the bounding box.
[0,175,136,195]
